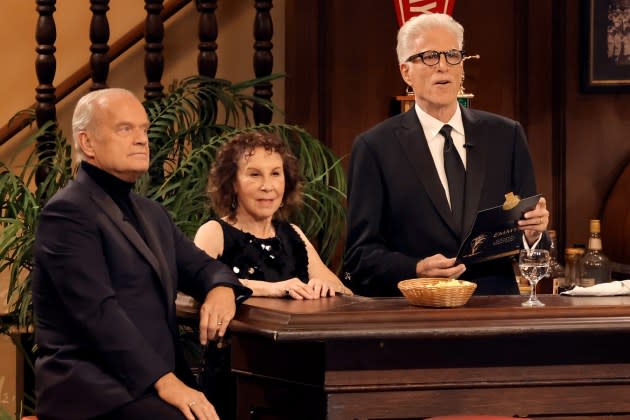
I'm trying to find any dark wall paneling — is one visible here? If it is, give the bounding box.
[526,0,555,229]
[285,1,321,140]
[452,0,518,120]
[286,0,401,160]
[564,0,630,250]
[320,0,402,163]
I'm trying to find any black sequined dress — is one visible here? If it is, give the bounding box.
[215,218,309,283]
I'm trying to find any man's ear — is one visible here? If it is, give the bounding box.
[400,62,411,85]
[78,131,96,159]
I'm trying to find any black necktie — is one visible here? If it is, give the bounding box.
[440,124,465,235]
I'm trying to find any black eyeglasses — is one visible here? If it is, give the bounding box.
[406,49,465,66]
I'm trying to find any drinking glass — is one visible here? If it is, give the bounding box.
[519,249,550,307]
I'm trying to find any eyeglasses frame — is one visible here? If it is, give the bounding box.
[405,49,466,66]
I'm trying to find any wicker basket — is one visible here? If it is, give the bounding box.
[398,278,477,308]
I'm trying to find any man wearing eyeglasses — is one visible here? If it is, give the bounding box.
[343,13,550,297]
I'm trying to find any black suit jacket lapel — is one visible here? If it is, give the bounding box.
[130,195,177,324]
[75,170,164,286]
[395,108,460,238]
[460,106,487,237]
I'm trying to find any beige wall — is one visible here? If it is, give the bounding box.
[0,335,21,418]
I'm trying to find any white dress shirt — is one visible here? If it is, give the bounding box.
[414,104,540,249]
[414,104,466,209]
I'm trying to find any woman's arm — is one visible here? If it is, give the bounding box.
[240,277,316,299]
[193,220,225,258]
[291,224,353,296]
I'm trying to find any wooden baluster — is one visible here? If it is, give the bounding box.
[35,0,57,187]
[144,0,165,99]
[197,0,218,78]
[89,0,110,90]
[253,0,273,124]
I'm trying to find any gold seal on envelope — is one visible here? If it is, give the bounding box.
[502,192,521,210]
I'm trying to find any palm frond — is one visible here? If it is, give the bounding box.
[0,121,73,328]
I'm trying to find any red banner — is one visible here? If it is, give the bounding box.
[392,0,456,27]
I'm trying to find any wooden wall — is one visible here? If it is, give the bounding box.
[286,0,630,262]
[564,1,630,255]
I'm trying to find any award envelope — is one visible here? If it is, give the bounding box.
[455,194,541,264]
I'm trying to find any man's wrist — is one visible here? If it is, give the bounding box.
[206,285,236,300]
[154,372,176,393]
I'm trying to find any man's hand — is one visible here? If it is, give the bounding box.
[416,254,466,279]
[518,196,549,245]
[199,286,236,345]
[154,372,218,420]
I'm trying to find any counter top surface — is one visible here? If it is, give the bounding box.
[224,295,630,340]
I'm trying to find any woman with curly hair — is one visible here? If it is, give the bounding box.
[194,131,350,299]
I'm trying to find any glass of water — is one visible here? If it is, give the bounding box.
[519,249,550,307]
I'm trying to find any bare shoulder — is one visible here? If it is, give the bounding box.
[194,219,224,257]
[289,223,318,255]
[289,223,308,241]
[196,219,223,238]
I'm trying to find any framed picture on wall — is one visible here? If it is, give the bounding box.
[582,0,630,92]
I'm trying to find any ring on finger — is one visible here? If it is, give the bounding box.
[539,217,543,224]
[284,289,290,296]
[188,401,196,408]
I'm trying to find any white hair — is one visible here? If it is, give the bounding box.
[71,88,137,163]
[396,13,464,64]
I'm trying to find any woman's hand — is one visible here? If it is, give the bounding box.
[274,277,317,300]
[307,277,348,297]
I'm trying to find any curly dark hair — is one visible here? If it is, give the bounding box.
[208,131,303,221]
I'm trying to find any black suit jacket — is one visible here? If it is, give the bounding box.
[32,168,251,420]
[344,106,545,296]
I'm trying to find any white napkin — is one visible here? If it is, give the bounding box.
[561,280,630,296]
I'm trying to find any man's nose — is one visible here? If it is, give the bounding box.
[135,128,149,143]
[436,54,449,69]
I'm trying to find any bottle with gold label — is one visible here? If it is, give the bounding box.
[562,247,583,292]
[537,229,563,294]
[579,219,611,286]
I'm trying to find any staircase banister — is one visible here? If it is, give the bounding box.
[0,0,191,147]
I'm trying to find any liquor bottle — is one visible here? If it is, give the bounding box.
[536,230,564,294]
[548,230,565,293]
[561,248,583,293]
[579,219,611,286]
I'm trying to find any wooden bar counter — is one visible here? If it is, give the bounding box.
[227,295,630,419]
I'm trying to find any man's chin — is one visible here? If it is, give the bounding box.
[132,166,149,178]
[117,166,148,183]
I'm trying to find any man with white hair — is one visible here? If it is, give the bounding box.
[344,13,550,296]
[32,88,251,420]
